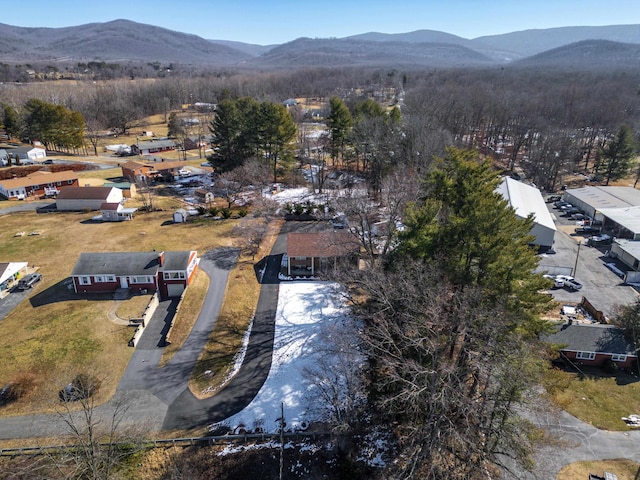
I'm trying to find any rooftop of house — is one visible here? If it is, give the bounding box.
[544,323,637,356]
[71,251,195,277]
[0,170,78,190]
[287,231,360,258]
[57,186,119,201]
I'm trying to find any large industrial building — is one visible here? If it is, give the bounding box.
[497,177,556,251]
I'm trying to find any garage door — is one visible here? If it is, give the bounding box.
[167,283,185,297]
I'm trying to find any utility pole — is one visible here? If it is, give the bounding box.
[279,402,285,480]
[573,241,582,277]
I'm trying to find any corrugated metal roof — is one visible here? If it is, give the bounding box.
[599,206,640,235]
[496,177,556,231]
[57,186,117,200]
[565,186,640,210]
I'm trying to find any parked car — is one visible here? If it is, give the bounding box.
[575,225,598,235]
[546,195,562,203]
[17,272,42,290]
[559,203,574,210]
[588,234,612,246]
[42,159,54,164]
[570,213,587,221]
[555,275,583,291]
[554,201,570,208]
[562,208,581,216]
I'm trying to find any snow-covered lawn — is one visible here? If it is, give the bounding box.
[214,281,350,434]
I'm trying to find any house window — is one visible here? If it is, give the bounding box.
[68,180,73,184]
[94,275,115,283]
[612,354,627,362]
[576,351,596,360]
[78,276,91,285]
[56,181,62,186]
[33,184,40,190]
[130,276,153,284]
[163,271,185,280]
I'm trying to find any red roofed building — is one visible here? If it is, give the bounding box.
[285,231,360,276]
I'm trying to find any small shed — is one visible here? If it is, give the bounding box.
[173,209,189,223]
[194,189,214,204]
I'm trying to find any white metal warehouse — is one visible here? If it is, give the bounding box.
[496,177,556,250]
[562,186,640,220]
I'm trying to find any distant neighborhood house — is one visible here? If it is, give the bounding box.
[0,170,79,199]
[121,159,188,182]
[130,139,177,156]
[0,146,47,164]
[71,250,198,298]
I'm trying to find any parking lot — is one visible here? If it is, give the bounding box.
[538,203,638,318]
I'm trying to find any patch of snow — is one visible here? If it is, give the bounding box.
[212,282,350,433]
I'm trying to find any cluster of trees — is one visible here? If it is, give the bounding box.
[330,148,553,478]
[208,97,297,183]
[2,99,85,152]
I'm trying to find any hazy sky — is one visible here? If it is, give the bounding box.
[4,0,640,45]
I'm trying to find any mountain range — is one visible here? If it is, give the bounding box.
[0,19,639,69]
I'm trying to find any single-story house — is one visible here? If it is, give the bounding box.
[496,177,556,251]
[0,170,79,199]
[56,186,123,211]
[194,189,214,204]
[103,182,136,198]
[143,159,187,180]
[71,250,198,298]
[284,231,360,276]
[130,139,176,156]
[544,323,638,369]
[0,262,29,294]
[2,146,47,164]
[100,202,137,222]
[121,161,152,183]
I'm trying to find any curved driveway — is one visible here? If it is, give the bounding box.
[0,233,285,438]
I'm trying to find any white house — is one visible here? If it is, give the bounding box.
[496,177,556,250]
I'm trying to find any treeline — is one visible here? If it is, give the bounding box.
[2,100,85,152]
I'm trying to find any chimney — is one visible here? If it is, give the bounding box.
[158,251,165,267]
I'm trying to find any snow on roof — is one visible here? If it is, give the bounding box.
[496,177,556,231]
[216,282,356,433]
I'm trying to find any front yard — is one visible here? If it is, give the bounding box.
[0,207,241,415]
[544,366,640,430]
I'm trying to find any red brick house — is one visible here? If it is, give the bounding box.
[284,231,360,277]
[121,161,152,182]
[0,170,79,199]
[71,250,198,298]
[545,323,638,369]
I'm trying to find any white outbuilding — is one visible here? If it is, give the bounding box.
[496,177,556,250]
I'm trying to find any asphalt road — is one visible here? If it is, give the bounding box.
[0,199,51,216]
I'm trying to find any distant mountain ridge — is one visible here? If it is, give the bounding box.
[0,20,639,70]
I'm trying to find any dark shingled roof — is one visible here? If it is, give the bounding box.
[544,323,637,356]
[71,251,194,276]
